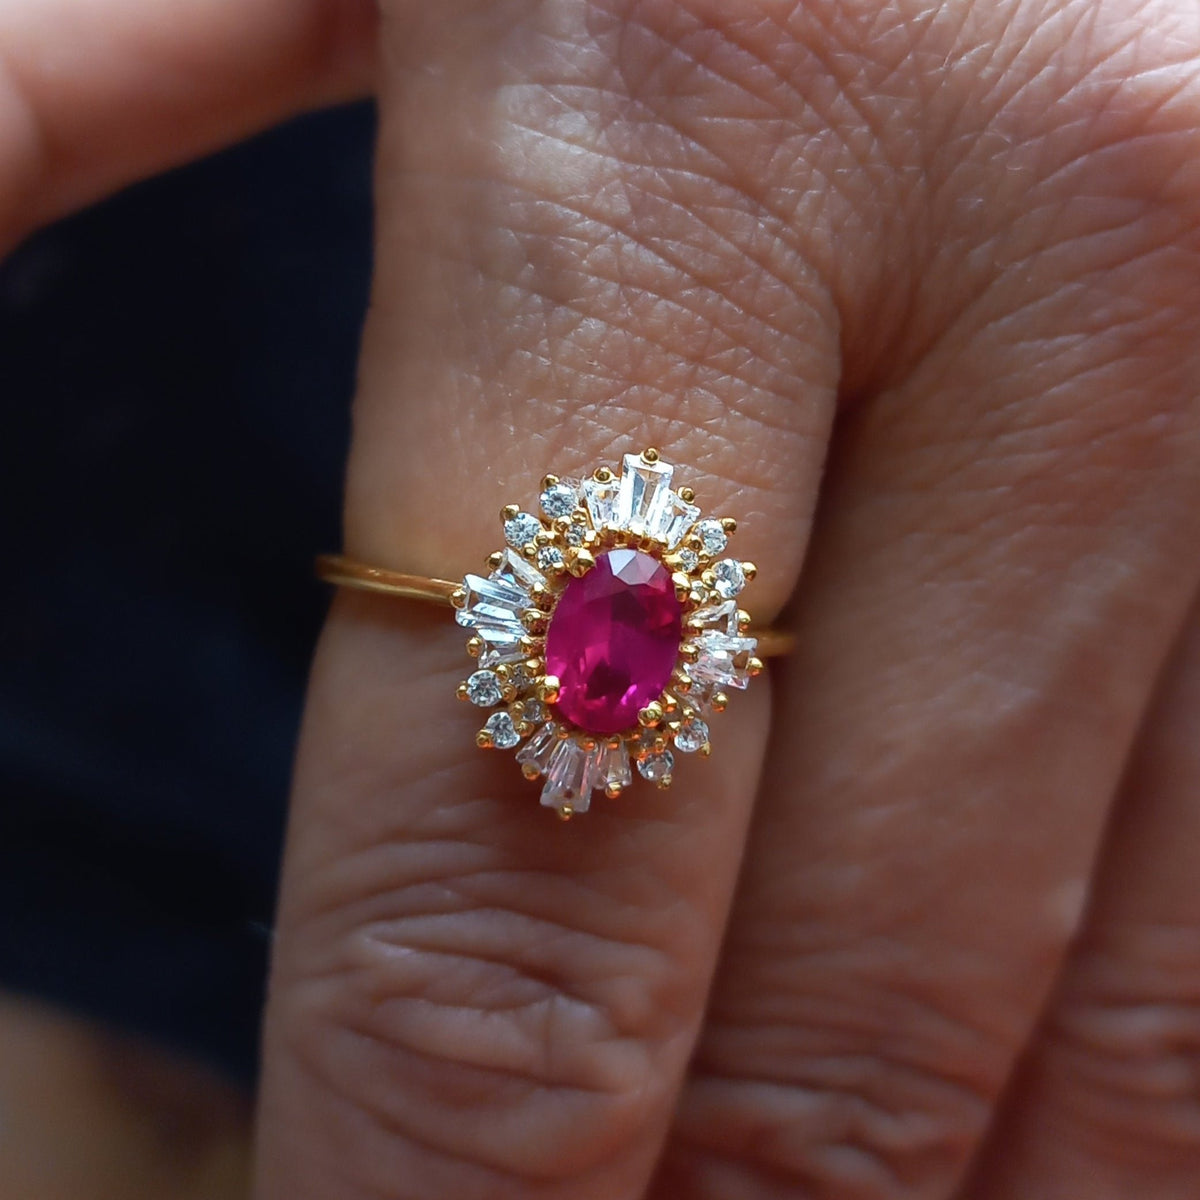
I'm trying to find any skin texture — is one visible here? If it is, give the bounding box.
[4,1,1200,1198]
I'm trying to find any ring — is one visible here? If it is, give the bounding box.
[317,449,791,819]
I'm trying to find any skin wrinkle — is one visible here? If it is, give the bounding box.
[1028,934,1200,1157]
[281,993,680,1182]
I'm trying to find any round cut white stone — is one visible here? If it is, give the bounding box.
[537,545,565,571]
[696,519,727,556]
[504,512,542,548]
[523,699,547,724]
[484,712,521,749]
[466,669,503,706]
[677,548,699,573]
[712,559,746,599]
[540,481,579,519]
[674,717,709,754]
[564,522,586,547]
[637,748,675,782]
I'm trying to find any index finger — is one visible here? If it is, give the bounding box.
[0,0,376,252]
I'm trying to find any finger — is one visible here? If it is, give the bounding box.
[959,597,1200,1200]
[0,0,377,251]
[649,3,1200,1196]
[252,1,863,1195]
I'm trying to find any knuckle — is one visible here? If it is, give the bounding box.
[1038,926,1200,1161]
[664,951,1012,1199]
[272,844,692,1183]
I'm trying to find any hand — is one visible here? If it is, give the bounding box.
[8,3,1200,1198]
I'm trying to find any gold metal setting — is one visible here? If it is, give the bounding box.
[316,449,791,818]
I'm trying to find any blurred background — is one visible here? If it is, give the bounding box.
[0,99,375,1199]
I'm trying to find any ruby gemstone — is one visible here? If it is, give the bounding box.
[545,549,683,736]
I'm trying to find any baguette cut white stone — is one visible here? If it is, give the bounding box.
[457,573,528,635]
[615,453,675,538]
[598,742,632,793]
[491,548,544,593]
[582,474,619,528]
[540,737,597,814]
[516,722,558,773]
[691,631,757,692]
[689,599,739,634]
[653,490,701,548]
[478,636,528,668]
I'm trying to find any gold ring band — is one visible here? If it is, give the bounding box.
[315,553,795,658]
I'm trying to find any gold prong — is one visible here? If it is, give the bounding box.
[450,587,467,609]
[721,517,737,534]
[699,742,713,757]
[638,701,664,727]
[570,549,596,577]
[519,637,539,656]
[605,782,625,799]
[642,447,660,463]
[501,503,520,521]
[524,655,545,675]
[542,473,559,490]
[530,582,554,610]
[476,730,494,748]
[521,763,541,780]
[522,608,547,633]
[678,642,700,664]
[655,774,673,790]
[456,682,470,701]
[742,561,758,581]
[466,636,483,658]
[678,485,695,503]
[737,609,752,632]
[486,550,504,569]
[711,691,729,713]
[672,572,692,602]
[537,675,561,703]
[594,466,613,483]
[700,570,716,588]
[747,656,764,677]
[557,805,574,821]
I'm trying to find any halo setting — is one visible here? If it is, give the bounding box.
[452,449,763,818]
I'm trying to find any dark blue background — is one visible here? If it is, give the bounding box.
[0,101,375,1084]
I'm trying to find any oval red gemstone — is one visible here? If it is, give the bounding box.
[545,549,683,735]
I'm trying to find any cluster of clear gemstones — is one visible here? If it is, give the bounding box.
[452,450,763,819]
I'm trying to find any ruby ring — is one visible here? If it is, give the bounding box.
[318,449,790,819]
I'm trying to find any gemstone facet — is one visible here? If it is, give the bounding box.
[484,712,521,749]
[465,670,503,707]
[504,512,542,548]
[637,747,675,782]
[540,480,579,519]
[675,716,709,753]
[695,519,727,556]
[712,559,746,599]
[544,549,683,735]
